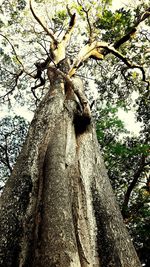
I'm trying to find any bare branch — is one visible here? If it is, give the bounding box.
[29,0,57,44]
[31,87,40,103]
[29,1,76,65]
[68,41,106,76]
[50,12,76,64]
[30,58,52,99]
[66,4,73,18]
[137,8,150,24]
[77,0,93,42]
[61,13,76,44]
[122,154,146,218]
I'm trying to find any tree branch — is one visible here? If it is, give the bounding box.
[100,44,149,89]
[68,7,150,85]
[0,70,23,100]
[0,33,35,79]
[29,0,57,44]
[30,1,76,65]
[0,33,24,68]
[61,12,76,45]
[66,4,73,18]
[31,58,50,91]
[68,41,106,76]
[49,11,76,64]
[114,8,150,49]
[77,0,93,42]
[69,41,149,89]
[122,154,147,218]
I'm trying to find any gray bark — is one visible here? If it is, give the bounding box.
[0,66,141,266]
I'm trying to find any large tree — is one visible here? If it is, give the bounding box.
[0,0,149,266]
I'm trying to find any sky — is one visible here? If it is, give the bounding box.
[112,0,128,10]
[118,109,141,134]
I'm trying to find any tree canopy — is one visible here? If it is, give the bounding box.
[0,0,150,266]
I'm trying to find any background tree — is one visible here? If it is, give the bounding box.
[0,116,29,190]
[96,104,150,266]
[0,0,149,266]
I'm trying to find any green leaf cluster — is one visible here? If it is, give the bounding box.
[95,8,133,42]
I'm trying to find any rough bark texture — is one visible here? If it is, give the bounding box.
[0,67,141,267]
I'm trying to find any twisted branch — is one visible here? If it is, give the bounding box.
[69,8,150,88]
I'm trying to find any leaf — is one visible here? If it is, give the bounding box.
[114,12,122,21]
[132,71,137,79]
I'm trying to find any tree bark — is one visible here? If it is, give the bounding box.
[0,69,141,266]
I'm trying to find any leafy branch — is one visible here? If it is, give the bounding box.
[0,33,24,69]
[0,69,23,100]
[114,7,150,49]
[0,33,35,78]
[122,154,150,218]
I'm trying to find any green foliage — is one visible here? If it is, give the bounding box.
[127,188,150,266]
[1,0,26,26]
[97,104,150,266]
[96,104,127,144]
[52,9,68,26]
[0,19,4,28]
[95,8,133,42]
[17,0,26,10]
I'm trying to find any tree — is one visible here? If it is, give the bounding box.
[0,115,29,190]
[96,105,150,266]
[0,0,149,266]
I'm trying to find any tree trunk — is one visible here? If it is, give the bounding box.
[0,68,141,266]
